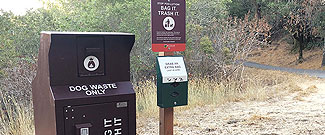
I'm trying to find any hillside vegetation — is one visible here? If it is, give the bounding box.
[248,33,325,70]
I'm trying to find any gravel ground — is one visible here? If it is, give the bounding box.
[137,80,325,135]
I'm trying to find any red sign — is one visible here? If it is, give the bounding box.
[151,0,186,52]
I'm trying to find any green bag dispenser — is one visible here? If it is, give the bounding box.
[156,56,188,108]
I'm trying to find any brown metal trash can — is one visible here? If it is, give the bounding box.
[32,32,136,135]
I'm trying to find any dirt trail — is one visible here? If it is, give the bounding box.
[243,61,325,78]
[137,80,325,135]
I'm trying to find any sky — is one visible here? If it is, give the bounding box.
[0,0,43,15]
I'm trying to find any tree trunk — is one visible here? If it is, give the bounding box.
[322,38,325,67]
[252,0,261,19]
[297,37,304,62]
[299,42,303,60]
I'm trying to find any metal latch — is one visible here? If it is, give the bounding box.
[80,128,89,135]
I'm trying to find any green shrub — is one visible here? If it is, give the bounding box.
[199,36,214,54]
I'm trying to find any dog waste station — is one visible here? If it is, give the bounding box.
[157,56,188,108]
[32,32,136,135]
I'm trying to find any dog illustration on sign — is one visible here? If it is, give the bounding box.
[163,17,175,31]
[165,19,173,28]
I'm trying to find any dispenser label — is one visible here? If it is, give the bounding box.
[158,56,187,83]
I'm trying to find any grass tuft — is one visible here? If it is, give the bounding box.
[0,90,34,135]
[293,85,318,101]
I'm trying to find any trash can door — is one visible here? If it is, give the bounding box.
[64,102,129,135]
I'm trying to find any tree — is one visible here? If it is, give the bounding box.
[284,0,321,62]
[316,5,325,66]
[226,0,252,19]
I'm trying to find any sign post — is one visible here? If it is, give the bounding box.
[151,0,186,135]
[159,106,174,135]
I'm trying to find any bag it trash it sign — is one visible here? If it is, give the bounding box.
[151,0,186,52]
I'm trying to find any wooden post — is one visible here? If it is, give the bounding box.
[160,108,174,135]
[159,51,174,135]
[159,52,174,56]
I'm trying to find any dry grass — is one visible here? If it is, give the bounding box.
[0,90,34,135]
[0,67,314,135]
[240,68,311,99]
[248,35,324,70]
[248,114,272,121]
[135,67,311,119]
[134,79,158,117]
[243,114,272,126]
[293,85,318,101]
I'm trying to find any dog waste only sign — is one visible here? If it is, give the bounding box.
[151,0,186,52]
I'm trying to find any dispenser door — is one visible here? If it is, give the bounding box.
[77,36,105,77]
